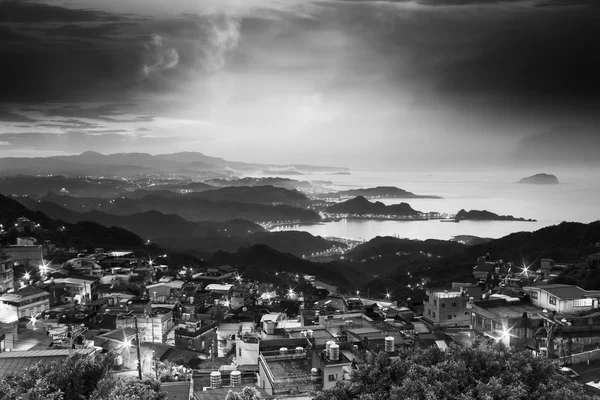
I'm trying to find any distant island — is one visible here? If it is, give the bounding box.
[328,172,351,175]
[518,173,559,185]
[326,196,422,217]
[331,186,441,199]
[455,209,536,222]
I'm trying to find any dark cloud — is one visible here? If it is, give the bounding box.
[0,0,123,23]
[44,22,137,38]
[0,110,35,122]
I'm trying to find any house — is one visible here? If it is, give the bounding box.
[424,284,482,327]
[469,297,543,350]
[174,320,218,355]
[258,338,321,397]
[0,253,14,294]
[116,309,174,343]
[342,296,364,313]
[523,284,600,313]
[2,244,43,268]
[47,275,100,305]
[230,283,256,310]
[0,286,51,323]
[146,279,185,302]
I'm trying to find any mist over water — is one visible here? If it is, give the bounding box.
[271,168,600,241]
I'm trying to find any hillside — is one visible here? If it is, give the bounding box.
[455,209,536,222]
[326,196,421,216]
[26,192,321,223]
[518,173,559,185]
[363,221,600,301]
[333,186,441,199]
[209,244,363,286]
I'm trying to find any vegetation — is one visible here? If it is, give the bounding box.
[0,353,165,400]
[226,386,262,400]
[314,344,594,400]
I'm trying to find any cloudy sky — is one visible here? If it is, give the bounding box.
[0,0,598,169]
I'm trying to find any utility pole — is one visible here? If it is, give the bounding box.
[134,316,143,380]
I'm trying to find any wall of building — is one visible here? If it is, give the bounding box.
[235,338,259,365]
[424,292,470,326]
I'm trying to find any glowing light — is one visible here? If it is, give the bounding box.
[122,338,132,349]
[356,290,360,296]
[24,271,30,281]
[223,300,230,308]
[385,292,391,299]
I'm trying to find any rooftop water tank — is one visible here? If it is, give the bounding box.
[329,343,340,361]
[210,371,222,388]
[230,371,241,387]
[385,336,395,353]
[279,347,288,355]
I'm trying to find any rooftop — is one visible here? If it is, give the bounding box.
[527,284,588,299]
[0,285,48,301]
[0,348,95,379]
[474,300,544,319]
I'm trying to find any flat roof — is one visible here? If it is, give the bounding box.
[266,357,313,382]
[474,300,544,319]
[526,284,588,299]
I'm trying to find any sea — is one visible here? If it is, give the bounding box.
[269,169,600,242]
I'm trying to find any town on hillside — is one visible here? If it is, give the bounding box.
[2,216,600,398]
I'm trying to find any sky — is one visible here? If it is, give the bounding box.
[0,0,599,170]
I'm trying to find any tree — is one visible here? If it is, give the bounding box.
[314,343,595,400]
[226,386,262,400]
[91,376,167,400]
[0,353,114,400]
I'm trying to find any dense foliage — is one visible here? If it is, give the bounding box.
[314,343,595,400]
[226,386,262,400]
[0,353,166,400]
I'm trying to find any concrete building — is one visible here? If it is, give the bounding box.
[524,284,600,314]
[116,309,174,343]
[469,297,543,350]
[2,245,43,268]
[147,279,185,302]
[230,283,256,310]
[174,320,218,355]
[424,284,482,327]
[0,286,51,323]
[48,275,100,305]
[0,253,14,294]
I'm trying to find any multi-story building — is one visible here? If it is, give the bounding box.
[230,283,257,310]
[469,297,543,350]
[49,275,100,305]
[116,309,174,343]
[0,286,50,323]
[424,284,482,327]
[174,320,218,355]
[523,284,600,314]
[2,245,43,268]
[0,253,14,294]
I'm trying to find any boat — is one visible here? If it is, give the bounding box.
[440,218,460,223]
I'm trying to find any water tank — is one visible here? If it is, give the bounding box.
[210,371,222,388]
[301,330,307,338]
[326,340,334,354]
[115,355,123,366]
[279,347,288,355]
[385,336,395,353]
[307,330,314,338]
[230,371,241,387]
[329,344,340,361]
[295,346,304,355]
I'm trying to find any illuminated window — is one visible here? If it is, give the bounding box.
[574,299,592,307]
[549,296,556,305]
[329,374,338,382]
[530,291,538,300]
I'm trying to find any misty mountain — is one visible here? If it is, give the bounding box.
[32,192,320,223]
[204,177,315,191]
[455,209,536,222]
[0,176,132,197]
[511,126,600,167]
[326,196,421,216]
[0,151,348,179]
[331,186,441,199]
[0,194,144,250]
[191,185,309,205]
[518,173,559,185]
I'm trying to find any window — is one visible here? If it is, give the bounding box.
[574,299,592,307]
[239,348,242,357]
[329,374,338,382]
[441,303,446,308]
[432,311,436,318]
[530,291,538,300]
[549,296,556,305]
[434,300,437,306]
[447,315,452,320]
[427,309,431,316]
[452,302,457,307]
